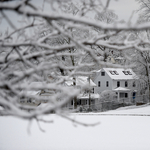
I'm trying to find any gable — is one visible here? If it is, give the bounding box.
[94,68,111,81]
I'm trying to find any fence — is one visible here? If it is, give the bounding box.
[76,94,149,112]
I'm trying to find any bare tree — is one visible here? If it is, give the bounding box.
[0,0,150,123]
[136,0,150,23]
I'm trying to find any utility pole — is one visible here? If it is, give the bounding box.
[88,76,91,110]
[73,77,77,109]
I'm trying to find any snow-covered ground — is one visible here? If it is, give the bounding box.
[0,105,150,150]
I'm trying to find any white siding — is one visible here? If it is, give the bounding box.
[94,69,139,98]
[94,69,112,94]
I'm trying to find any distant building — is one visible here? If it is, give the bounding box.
[19,78,99,111]
[94,68,139,102]
[64,76,99,109]
[19,82,54,107]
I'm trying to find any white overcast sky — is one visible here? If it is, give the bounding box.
[108,0,139,23]
[0,0,139,32]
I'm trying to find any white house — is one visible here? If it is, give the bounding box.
[19,78,99,111]
[19,82,54,107]
[64,76,99,109]
[94,68,139,102]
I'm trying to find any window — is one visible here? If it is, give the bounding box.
[79,100,81,105]
[117,81,120,87]
[114,71,119,75]
[98,81,101,87]
[125,93,128,98]
[122,71,128,75]
[133,92,136,97]
[125,81,128,87]
[127,71,132,75]
[133,81,136,87]
[123,70,132,75]
[92,88,94,93]
[120,93,124,98]
[109,71,115,75]
[106,81,109,87]
[109,70,119,75]
[27,99,32,103]
[101,72,105,76]
[71,100,73,105]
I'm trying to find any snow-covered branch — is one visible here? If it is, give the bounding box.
[0,0,150,124]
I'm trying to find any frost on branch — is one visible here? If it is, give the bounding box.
[0,0,150,122]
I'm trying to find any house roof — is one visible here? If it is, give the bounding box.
[113,87,131,92]
[78,93,99,99]
[25,90,41,95]
[20,82,49,95]
[98,68,138,80]
[65,76,96,87]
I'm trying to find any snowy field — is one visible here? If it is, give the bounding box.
[0,105,150,150]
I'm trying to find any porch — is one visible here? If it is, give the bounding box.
[65,93,99,110]
[113,87,131,102]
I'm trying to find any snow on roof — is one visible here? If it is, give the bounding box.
[65,76,96,87]
[101,68,138,80]
[20,82,48,95]
[78,93,99,99]
[38,103,51,109]
[20,90,41,96]
[25,91,41,95]
[113,87,131,92]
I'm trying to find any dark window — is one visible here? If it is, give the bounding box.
[122,71,128,75]
[79,100,81,105]
[114,71,119,75]
[92,88,94,93]
[125,93,128,98]
[125,81,128,87]
[106,81,109,87]
[71,100,73,105]
[127,71,132,75]
[109,71,115,75]
[62,56,65,61]
[133,92,136,97]
[109,70,119,75]
[27,99,32,103]
[98,81,101,87]
[133,81,136,87]
[101,72,105,76]
[117,81,120,87]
